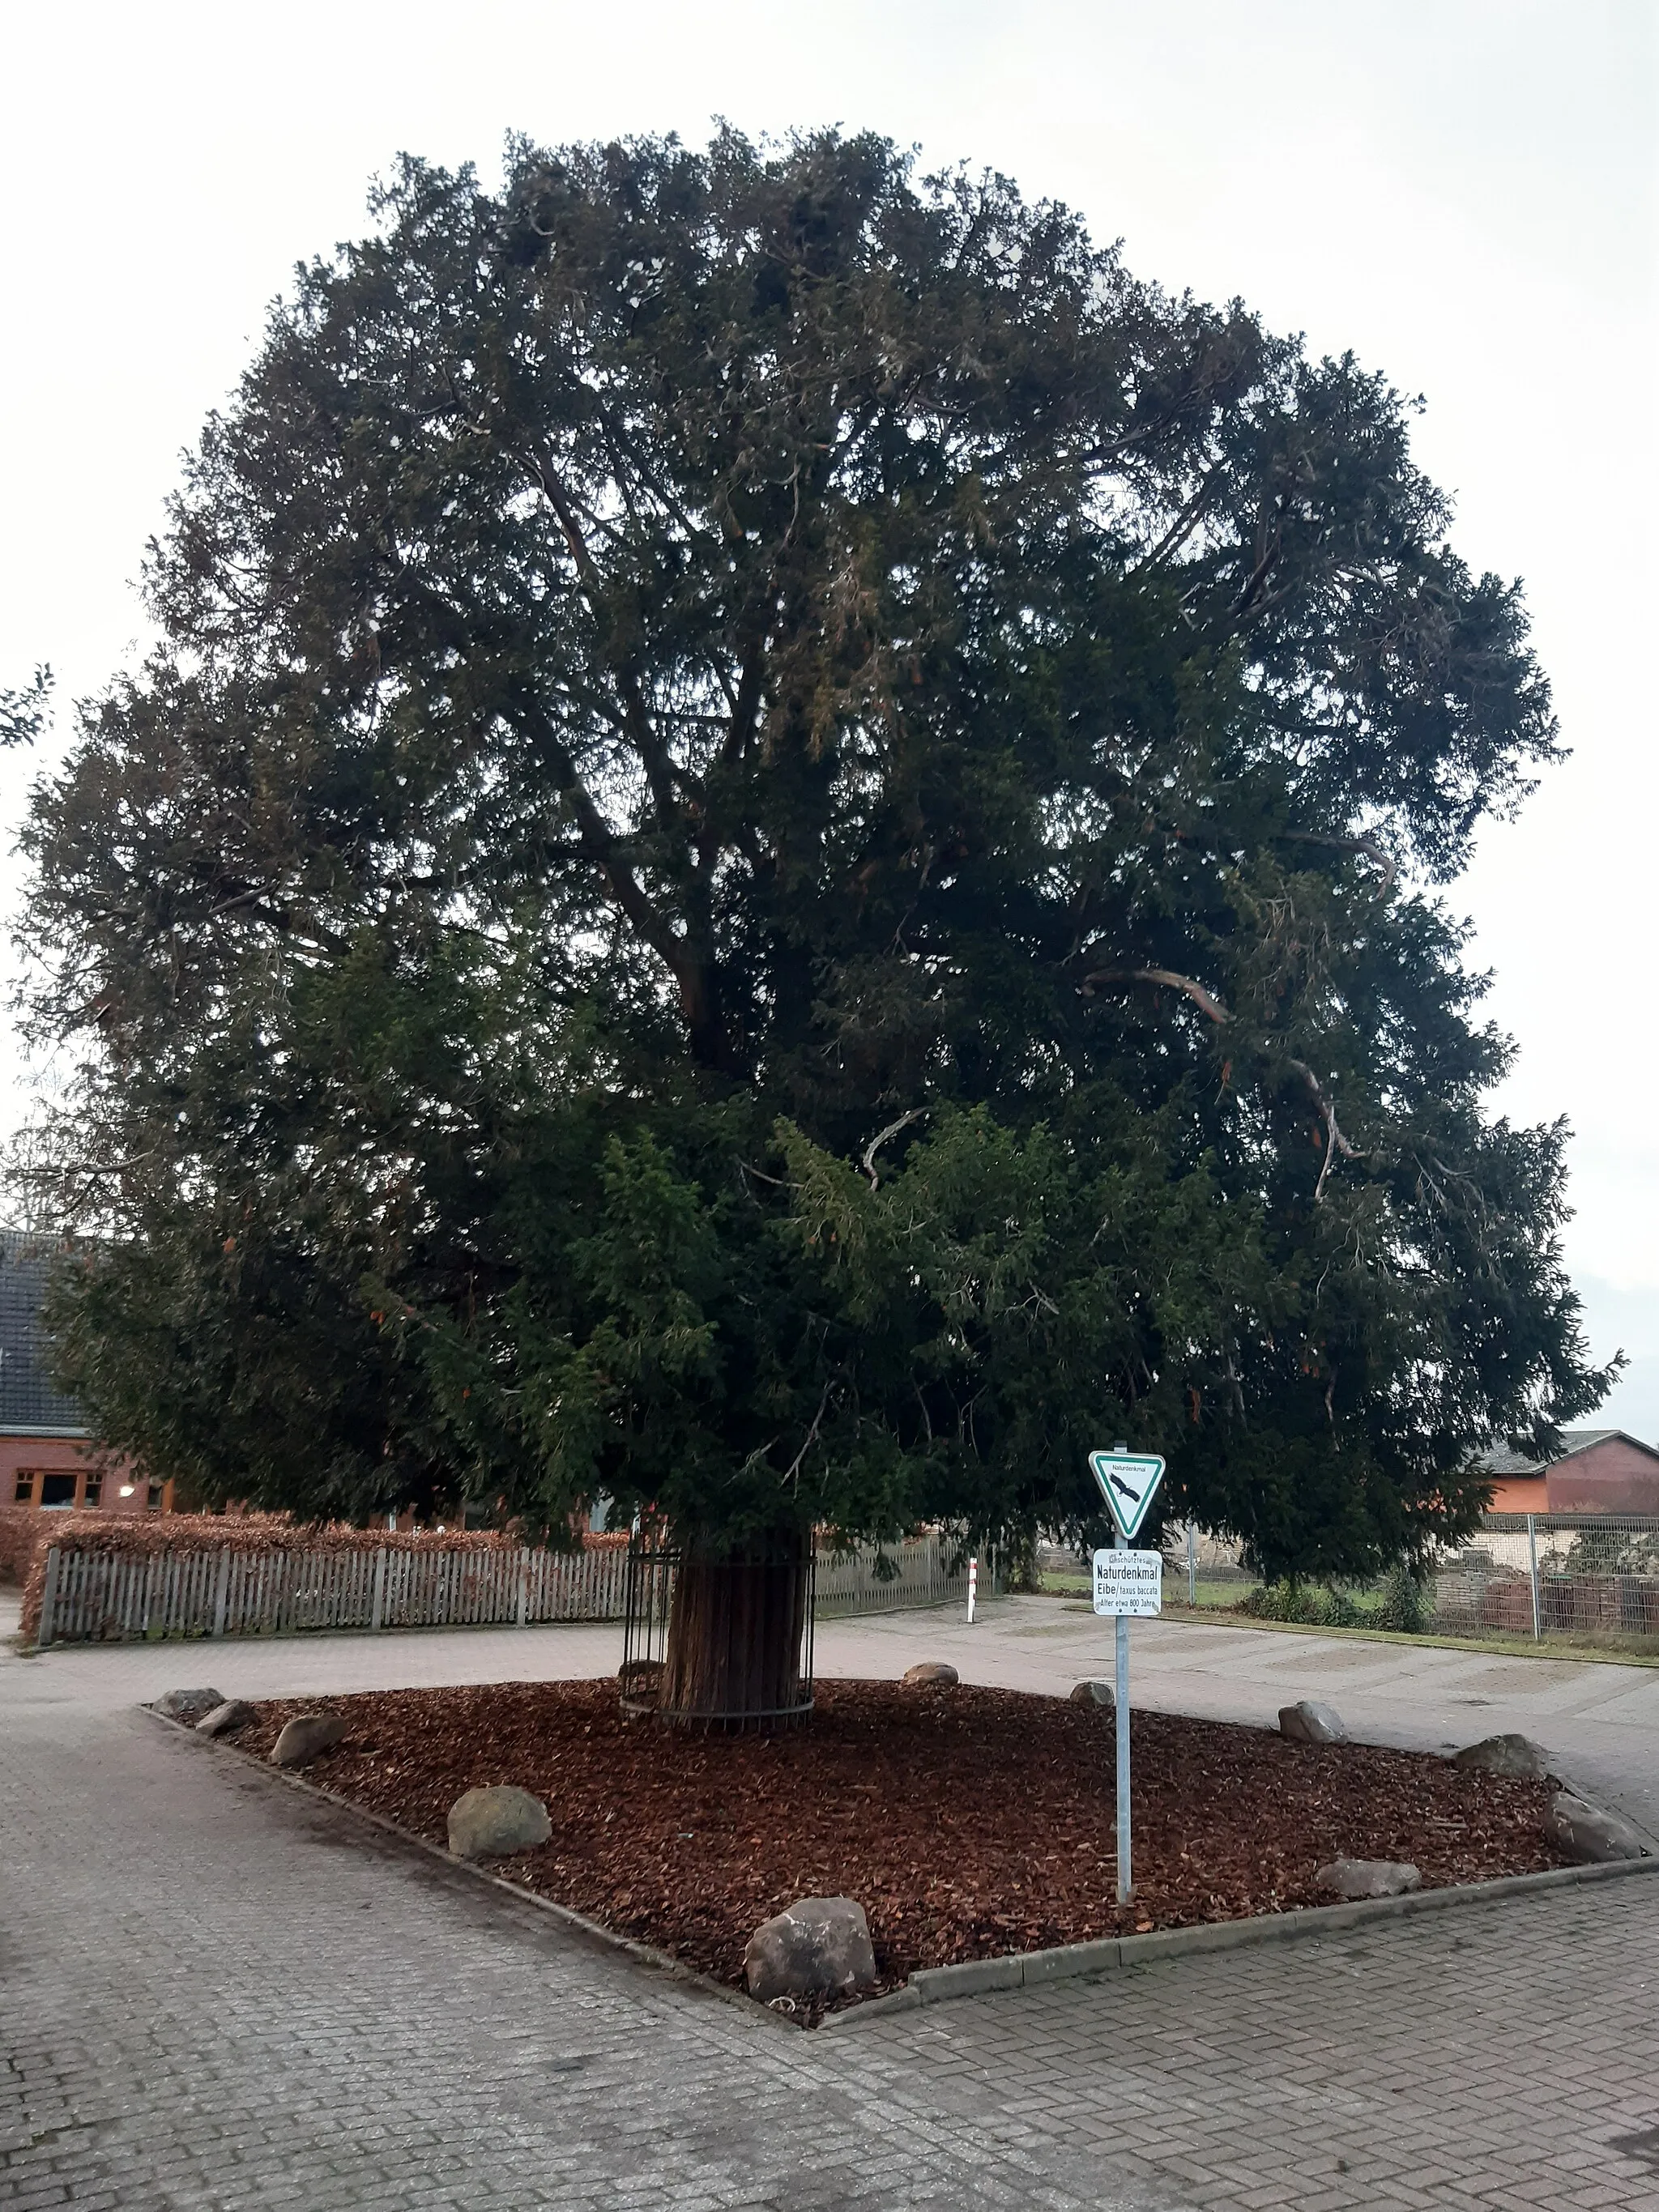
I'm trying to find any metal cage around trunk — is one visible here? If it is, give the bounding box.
[620,1522,816,1731]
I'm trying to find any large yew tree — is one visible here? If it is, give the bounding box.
[16,131,1608,1715]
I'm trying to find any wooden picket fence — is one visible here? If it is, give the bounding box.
[32,1529,976,1646]
[814,1534,973,1617]
[34,1540,633,1647]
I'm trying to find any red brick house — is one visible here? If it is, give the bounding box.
[0,1230,168,1548]
[1481,1428,1659,1514]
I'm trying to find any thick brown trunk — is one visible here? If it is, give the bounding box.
[660,1527,811,1728]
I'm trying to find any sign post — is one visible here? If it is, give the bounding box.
[1089,1446,1166,1906]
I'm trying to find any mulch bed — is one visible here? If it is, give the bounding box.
[226,1679,1568,2019]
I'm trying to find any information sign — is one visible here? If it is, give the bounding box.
[1092,1548,1164,1617]
[1088,1443,1168,1910]
[1087,1450,1166,1542]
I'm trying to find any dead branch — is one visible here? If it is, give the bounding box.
[1289,1059,1363,1204]
[861,1107,926,1191]
[1282,831,1398,894]
[782,1382,834,1487]
[1081,967,1230,1025]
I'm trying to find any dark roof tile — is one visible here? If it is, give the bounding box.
[0,1230,87,1434]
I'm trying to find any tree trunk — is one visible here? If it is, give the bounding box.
[660,1526,811,1729]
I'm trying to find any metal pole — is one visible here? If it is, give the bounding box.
[1527,1512,1541,1642]
[967,1555,978,1624]
[1187,1519,1197,1608]
[1115,1527,1132,1903]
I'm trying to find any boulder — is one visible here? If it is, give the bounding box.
[744,1896,878,2004]
[1546,1790,1648,1865]
[1069,1679,1115,1710]
[446,1784,552,1860]
[902,1662,958,1688]
[1316,1856,1421,1899]
[1278,1699,1347,1745]
[153,1688,226,1725]
[195,1698,256,1739]
[1453,1733,1553,1780]
[270,1713,348,1767]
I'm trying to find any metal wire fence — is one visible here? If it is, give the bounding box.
[1043,1516,1659,1655]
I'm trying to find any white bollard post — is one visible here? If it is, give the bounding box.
[967,1555,978,1623]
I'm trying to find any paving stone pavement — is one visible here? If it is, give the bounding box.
[842,1880,1659,2209]
[3,1609,1659,2208]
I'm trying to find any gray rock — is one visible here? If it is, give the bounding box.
[153,1688,226,1725]
[1453,1733,1553,1779]
[1316,1856,1422,1899]
[902,1662,958,1688]
[195,1698,256,1739]
[270,1713,348,1767]
[1068,1679,1115,1709]
[446,1784,552,1860]
[1278,1699,1347,1745]
[1546,1790,1648,1865]
[744,1896,878,2004]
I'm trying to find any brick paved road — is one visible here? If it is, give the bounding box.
[3,1605,1658,2209]
[844,1882,1659,2209]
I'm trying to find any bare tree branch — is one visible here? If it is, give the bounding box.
[1282,830,1398,894]
[1081,967,1230,1025]
[1289,1059,1364,1203]
[861,1106,925,1190]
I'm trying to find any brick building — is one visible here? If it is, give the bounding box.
[0,1230,168,1524]
[1481,1427,1659,1514]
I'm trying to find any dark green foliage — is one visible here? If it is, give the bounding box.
[15,129,1610,1568]
[1,667,51,749]
[1239,1579,1363,1628]
[1371,1560,1431,1632]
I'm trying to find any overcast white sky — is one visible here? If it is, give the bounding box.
[2,1,1656,1425]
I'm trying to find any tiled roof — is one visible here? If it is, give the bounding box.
[1477,1427,1645,1476]
[0,1230,87,1434]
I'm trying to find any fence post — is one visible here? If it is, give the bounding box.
[36,1545,61,1649]
[516,1549,531,1627]
[211,1547,231,1638]
[369,1546,387,1633]
[1527,1513,1542,1642]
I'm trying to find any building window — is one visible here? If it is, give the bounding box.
[82,1476,101,1507]
[14,1472,34,1505]
[147,1483,164,1511]
[40,1473,77,1509]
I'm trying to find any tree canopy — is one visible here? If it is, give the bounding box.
[15,127,1610,1578]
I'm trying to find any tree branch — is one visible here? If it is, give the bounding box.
[1289,1059,1363,1203]
[1080,967,1230,1025]
[1282,830,1398,893]
[862,1107,925,1190]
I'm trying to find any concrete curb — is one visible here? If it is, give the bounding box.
[140,1705,805,2035]
[821,1852,1659,2027]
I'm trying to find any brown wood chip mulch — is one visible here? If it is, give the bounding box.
[231,1678,1568,2013]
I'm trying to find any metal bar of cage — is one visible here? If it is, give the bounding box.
[618,1524,816,1731]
